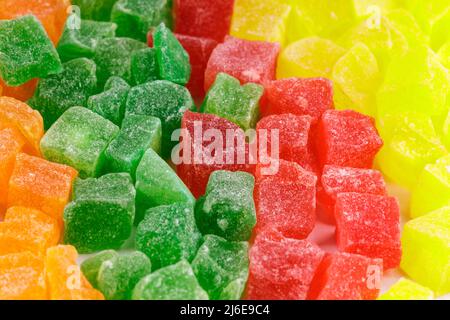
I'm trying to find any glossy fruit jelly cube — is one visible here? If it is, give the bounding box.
[254,160,316,239]
[111,0,171,41]
[202,73,263,131]
[125,80,195,158]
[401,206,450,296]
[0,252,46,300]
[277,37,346,79]
[104,115,162,179]
[318,165,387,224]
[57,19,117,62]
[81,250,118,289]
[93,37,147,87]
[195,170,256,241]
[175,34,218,99]
[135,202,201,270]
[205,36,280,91]
[0,95,44,156]
[87,76,130,127]
[378,278,434,300]
[40,107,119,178]
[0,128,25,207]
[174,0,235,42]
[411,155,450,218]
[133,260,208,300]
[97,251,152,300]
[308,252,383,300]
[153,23,191,86]
[316,109,383,169]
[231,0,291,47]
[28,58,98,129]
[135,148,194,223]
[64,173,135,253]
[256,113,316,172]
[261,77,333,122]
[192,235,249,300]
[0,15,62,86]
[0,206,60,256]
[246,230,325,300]
[45,245,104,300]
[130,48,159,85]
[335,192,402,270]
[176,111,254,198]
[0,0,69,45]
[8,153,78,226]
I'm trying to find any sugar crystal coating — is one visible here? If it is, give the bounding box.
[29,58,98,129]
[87,76,130,126]
[97,251,152,300]
[0,15,62,86]
[41,107,119,178]
[195,170,256,241]
[135,202,201,270]
[130,48,159,85]
[192,235,249,300]
[64,173,135,253]
[133,260,208,300]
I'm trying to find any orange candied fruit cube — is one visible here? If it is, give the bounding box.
[0,128,25,209]
[7,153,78,225]
[0,96,44,156]
[0,79,38,102]
[45,245,104,300]
[0,252,47,300]
[0,0,70,45]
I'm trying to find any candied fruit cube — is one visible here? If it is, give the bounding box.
[378,278,434,300]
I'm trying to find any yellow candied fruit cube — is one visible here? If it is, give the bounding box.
[377,113,447,190]
[387,9,429,47]
[332,42,381,117]
[231,0,291,47]
[277,37,346,79]
[411,155,450,218]
[354,0,400,16]
[378,278,434,300]
[410,0,450,34]
[438,41,450,69]
[401,207,450,296]
[430,7,450,50]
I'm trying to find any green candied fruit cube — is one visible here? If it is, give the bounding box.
[111,0,172,42]
[153,23,191,86]
[57,19,117,62]
[195,170,256,241]
[135,202,201,270]
[192,235,249,300]
[29,58,97,129]
[133,260,208,300]
[0,15,62,86]
[87,76,130,126]
[81,250,118,289]
[64,173,136,253]
[135,148,194,223]
[201,73,263,131]
[93,37,147,87]
[72,0,119,21]
[125,80,195,157]
[104,115,162,179]
[97,251,152,300]
[131,48,159,85]
[40,107,119,178]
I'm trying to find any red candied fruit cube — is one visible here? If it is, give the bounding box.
[174,0,235,42]
[254,160,317,239]
[335,192,402,270]
[176,111,254,198]
[175,34,218,99]
[308,252,383,300]
[246,230,325,300]
[257,113,317,173]
[261,78,334,123]
[318,165,387,224]
[315,110,383,169]
[204,36,280,91]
